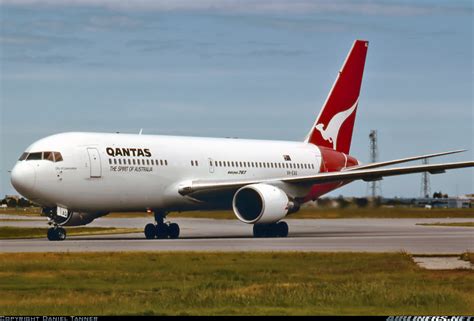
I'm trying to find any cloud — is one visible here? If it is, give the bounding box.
[3,53,77,64]
[126,39,182,53]
[87,15,143,30]
[2,0,472,16]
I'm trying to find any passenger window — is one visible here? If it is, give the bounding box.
[196,160,199,166]
[151,159,155,166]
[165,160,168,166]
[146,159,150,165]
[19,152,29,161]
[109,159,112,165]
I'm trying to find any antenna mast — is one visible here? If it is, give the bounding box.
[368,130,382,199]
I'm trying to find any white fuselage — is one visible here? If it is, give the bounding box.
[12,132,323,212]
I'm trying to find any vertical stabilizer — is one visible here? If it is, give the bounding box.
[306,40,368,154]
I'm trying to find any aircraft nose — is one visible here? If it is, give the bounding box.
[11,162,36,196]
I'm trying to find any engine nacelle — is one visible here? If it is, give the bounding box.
[232,183,296,224]
[43,207,108,226]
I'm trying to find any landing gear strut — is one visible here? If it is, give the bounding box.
[144,210,180,239]
[47,226,67,241]
[253,221,288,238]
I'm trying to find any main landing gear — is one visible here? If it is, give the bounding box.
[144,210,180,239]
[47,226,67,241]
[253,221,289,238]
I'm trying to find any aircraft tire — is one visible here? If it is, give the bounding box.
[57,227,67,241]
[144,223,156,239]
[168,223,180,239]
[253,224,266,238]
[156,223,169,239]
[47,227,57,241]
[276,221,289,237]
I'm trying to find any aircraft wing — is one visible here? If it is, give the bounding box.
[179,160,474,196]
[345,149,466,171]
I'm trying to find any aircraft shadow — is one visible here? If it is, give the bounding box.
[66,231,372,241]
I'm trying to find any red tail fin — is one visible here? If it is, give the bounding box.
[306,40,368,154]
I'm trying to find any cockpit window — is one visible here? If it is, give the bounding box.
[54,152,63,162]
[44,152,55,162]
[20,151,63,162]
[18,152,28,161]
[26,152,42,160]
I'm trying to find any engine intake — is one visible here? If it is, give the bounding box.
[232,183,296,224]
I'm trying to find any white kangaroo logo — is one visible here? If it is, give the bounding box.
[315,99,358,150]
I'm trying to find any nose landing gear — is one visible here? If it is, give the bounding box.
[144,210,180,239]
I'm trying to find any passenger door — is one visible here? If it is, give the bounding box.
[87,148,102,178]
[208,158,215,174]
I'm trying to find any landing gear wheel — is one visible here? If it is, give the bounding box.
[156,223,169,239]
[145,210,180,240]
[47,227,56,241]
[47,227,66,241]
[253,224,266,238]
[168,223,180,239]
[276,221,289,237]
[57,227,66,240]
[144,223,156,239]
[253,222,288,238]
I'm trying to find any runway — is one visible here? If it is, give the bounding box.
[1,216,473,254]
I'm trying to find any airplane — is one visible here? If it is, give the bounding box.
[10,40,474,241]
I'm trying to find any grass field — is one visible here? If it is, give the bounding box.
[2,207,472,219]
[0,227,142,239]
[0,252,473,315]
[461,252,474,264]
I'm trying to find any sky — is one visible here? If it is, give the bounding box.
[0,0,473,198]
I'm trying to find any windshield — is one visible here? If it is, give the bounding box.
[19,151,63,162]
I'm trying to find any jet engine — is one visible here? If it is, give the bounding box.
[43,207,108,226]
[232,183,298,224]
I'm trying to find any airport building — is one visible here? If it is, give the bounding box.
[414,196,472,209]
